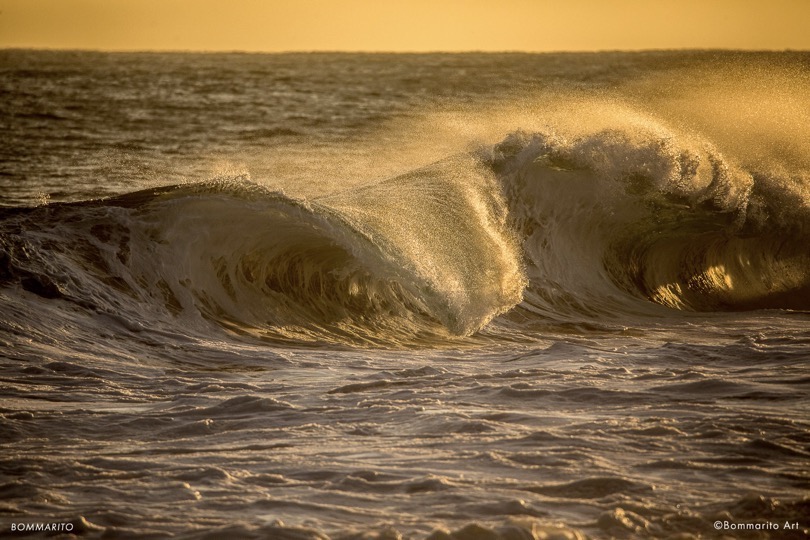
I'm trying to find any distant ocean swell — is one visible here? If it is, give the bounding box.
[1,122,808,347]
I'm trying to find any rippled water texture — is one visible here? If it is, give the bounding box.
[1,50,809,538]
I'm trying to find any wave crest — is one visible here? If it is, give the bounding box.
[488,126,810,316]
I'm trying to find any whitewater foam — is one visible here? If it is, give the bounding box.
[486,122,810,317]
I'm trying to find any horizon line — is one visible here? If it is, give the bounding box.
[2,46,808,55]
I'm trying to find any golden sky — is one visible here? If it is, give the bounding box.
[1,0,808,52]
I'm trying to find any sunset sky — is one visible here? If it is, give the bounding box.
[1,0,808,52]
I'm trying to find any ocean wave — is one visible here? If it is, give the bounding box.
[1,119,808,346]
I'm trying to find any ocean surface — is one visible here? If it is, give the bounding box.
[1,50,809,539]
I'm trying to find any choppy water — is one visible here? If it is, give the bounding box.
[1,50,809,538]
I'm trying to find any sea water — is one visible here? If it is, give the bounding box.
[1,50,808,538]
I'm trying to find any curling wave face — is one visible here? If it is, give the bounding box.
[1,117,808,347]
[0,161,525,347]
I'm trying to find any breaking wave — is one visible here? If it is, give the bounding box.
[488,125,810,320]
[1,119,808,347]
